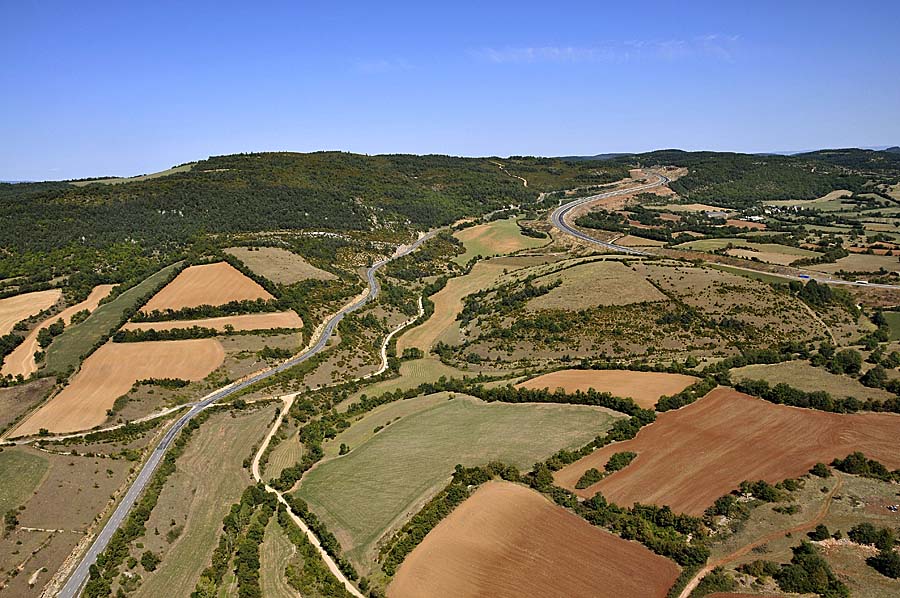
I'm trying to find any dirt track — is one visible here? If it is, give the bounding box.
[12,339,224,436]
[121,311,302,333]
[388,481,680,598]
[555,388,900,515]
[0,289,61,336]
[517,369,697,409]
[2,284,115,378]
[141,262,273,313]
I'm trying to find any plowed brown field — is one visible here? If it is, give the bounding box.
[555,388,900,515]
[517,369,698,409]
[141,262,273,313]
[121,311,302,333]
[388,481,680,598]
[2,284,115,378]
[12,339,224,436]
[0,289,61,336]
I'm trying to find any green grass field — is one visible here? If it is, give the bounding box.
[452,218,545,265]
[44,262,181,374]
[0,449,48,513]
[265,433,303,481]
[296,393,621,570]
[882,311,900,340]
[260,518,296,598]
[677,238,818,257]
[339,358,471,409]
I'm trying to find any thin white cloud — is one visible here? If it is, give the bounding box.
[473,35,740,64]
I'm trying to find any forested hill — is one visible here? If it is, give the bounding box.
[628,150,867,208]
[0,152,626,255]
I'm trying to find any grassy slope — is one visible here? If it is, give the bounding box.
[132,405,276,598]
[0,450,48,513]
[296,393,621,569]
[731,360,895,402]
[43,262,180,374]
[452,218,545,265]
[259,517,296,598]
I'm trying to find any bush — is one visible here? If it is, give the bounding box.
[140,550,160,572]
[867,548,900,579]
[575,468,603,489]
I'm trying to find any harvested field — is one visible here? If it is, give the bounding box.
[297,393,620,569]
[527,260,667,310]
[121,310,302,333]
[2,284,115,378]
[517,369,698,409]
[265,432,303,481]
[725,219,766,230]
[764,189,853,208]
[555,387,900,515]
[225,246,336,284]
[141,262,273,313]
[0,289,60,336]
[452,218,545,264]
[397,261,510,352]
[44,263,181,375]
[133,405,275,598]
[652,203,731,213]
[259,518,296,598]
[388,481,680,598]
[13,339,224,436]
[731,360,895,402]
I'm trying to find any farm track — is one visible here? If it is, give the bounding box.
[677,473,845,598]
[56,230,439,598]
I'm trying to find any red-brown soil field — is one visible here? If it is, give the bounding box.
[388,481,680,598]
[12,339,224,436]
[0,289,61,336]
[121,311,302,333]
[140,262,273,313]
[555,388,900,515]
[517,369,698,409]
[2,284,115,378]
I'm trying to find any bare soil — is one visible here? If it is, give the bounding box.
[388,481,680,598]
[555,388,900,515]
[12,339,224,436]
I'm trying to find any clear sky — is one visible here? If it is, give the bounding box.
[2,0,899,180]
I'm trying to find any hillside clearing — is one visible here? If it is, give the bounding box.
[516,369,698,409]
[452,218,546,265]
[296,393,621,571]
[526,260,667,310]
[0,450,48,513]
[731,360,895,402]
[225,246,337,284]
[13,339,224,436]
[0,289,61,336]
[388,481,680,598]
[555,387,900,515]
[141,261,273,313]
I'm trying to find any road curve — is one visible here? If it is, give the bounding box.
[550,173,670,255]
[549,175,900,290]
[57,230,439,598]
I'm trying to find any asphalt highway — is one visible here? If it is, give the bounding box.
[58,229,439,598]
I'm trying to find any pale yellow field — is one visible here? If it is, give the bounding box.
[12,339,224,436]
[2,285,115,378]
[0,289,61,336]
[615,234,666,247]
[141,262,273,313]
[225,246,336,284]
[764,189,852,208]
[452,218,546,264]
[122,311,302,333]
[808,253,900,274]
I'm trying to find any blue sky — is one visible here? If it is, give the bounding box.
[2,0,899,180]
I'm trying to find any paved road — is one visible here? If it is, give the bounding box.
[57,229,439,598]
[549,174,670,255]
[549,174,900,290]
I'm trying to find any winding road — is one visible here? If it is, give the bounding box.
[57,230,439,598]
